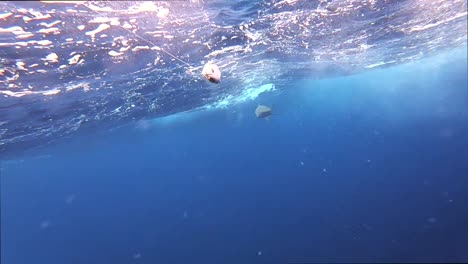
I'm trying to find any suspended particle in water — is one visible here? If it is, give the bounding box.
[65,194,76,204]
[202,62,221,84]
[255,105,272,119]
[40,220,50,230]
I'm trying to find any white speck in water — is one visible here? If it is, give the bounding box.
[133,253,142,259]
[323,168,327,173]
[65,194,76,204]
[300,161,304,166]
[157,8,169,18]
[110,20,120,26]
[257,251,262,256]
[108,50,123,57]
[44,53,59,63]
[40,220,50,229]
[68,54,82,65]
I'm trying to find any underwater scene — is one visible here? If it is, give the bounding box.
[1,1,467,263]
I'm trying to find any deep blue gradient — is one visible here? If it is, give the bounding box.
[2,50,468,263]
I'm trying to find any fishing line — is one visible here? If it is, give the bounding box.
[79,2,222,83]
[80,3,192,68]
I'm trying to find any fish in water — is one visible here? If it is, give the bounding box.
[202,62,221,84]
[255,105,272,119]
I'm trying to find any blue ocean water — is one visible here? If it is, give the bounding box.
[2,48,468,264]
[1,1,468,263]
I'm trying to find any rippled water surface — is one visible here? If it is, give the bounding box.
[0,0,466,154]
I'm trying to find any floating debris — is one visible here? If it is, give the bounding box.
[255,105,272,119]
[202,62,221,84]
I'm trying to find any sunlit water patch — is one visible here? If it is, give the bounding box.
[0,0,466,155]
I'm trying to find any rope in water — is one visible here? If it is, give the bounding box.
[80,3,192,68]
[79,2,223,83]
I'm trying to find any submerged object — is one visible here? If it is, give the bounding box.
[255,105,272,119]
[202,62,221,84]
